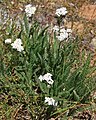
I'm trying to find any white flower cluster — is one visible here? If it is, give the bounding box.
[11,39,24,52]
[53,26,72,41]
[5,39,11,44]
[55,7,68,17]
[45,97,58,106]
[5,38,24,52]
[25,4,36,17]
[39,73,54,85]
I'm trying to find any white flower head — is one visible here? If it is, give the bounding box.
[45,97,58,106]
[55,7,68,17]
[25,4,36,17]
[11,38,24,52]
[56,28,72,41]
[5,39,11,44]
[38,73,54,85]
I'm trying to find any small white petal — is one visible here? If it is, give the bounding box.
[53,25,59,32]
[17,46,24,52]
[60,28,66,33]
[46,79,54,85]
[38,75,44,82]
[67,28,72,33]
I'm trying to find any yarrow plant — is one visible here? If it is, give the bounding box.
[39,73,54,85]
[45,97,58,106]
[25,4,36,17]
[1,4,96,120]
[11,38,24,52]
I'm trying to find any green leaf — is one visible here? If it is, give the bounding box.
[73,90,80,101]
[23,14,30,36]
